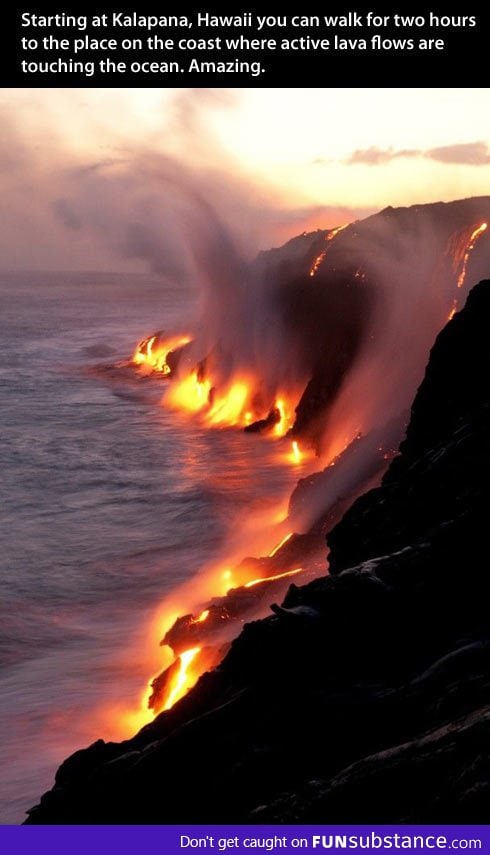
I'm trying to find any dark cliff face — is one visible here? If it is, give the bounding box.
[26,281,490,824]
[328,278,490,577]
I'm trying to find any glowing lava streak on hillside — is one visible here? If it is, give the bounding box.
[244,567,303,588]
[456,222,487,289]
[309,223,349,277]
[163,647,201,710]
[448,221,487,320]
[268,532,293,557]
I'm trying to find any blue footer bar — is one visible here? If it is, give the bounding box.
[0,825,488,854]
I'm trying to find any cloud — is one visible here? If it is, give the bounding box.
[347,147,419,165]
[426,142,490,165]
[344,141,490,167]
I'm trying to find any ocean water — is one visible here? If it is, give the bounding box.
[0,272,296,823]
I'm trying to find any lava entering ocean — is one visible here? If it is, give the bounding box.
[118,198,490,726]
[133,332,191,375]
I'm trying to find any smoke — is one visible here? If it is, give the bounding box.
[283,198,490,531]
[0,88,365,274]
[166,194,490,535]
[319,203,489,431]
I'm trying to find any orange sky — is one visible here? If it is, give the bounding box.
[0,87,489,271]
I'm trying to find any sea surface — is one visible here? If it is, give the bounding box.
[0,272,296,823]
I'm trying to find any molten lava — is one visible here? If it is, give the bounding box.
[290,440,302,464]
[447,221,487,321]
[309,248,328,278]
[133,334,190,374]
[244,567,303,588]
[273,397,296,437]
[167,370,212,412]
[168,366,301,437]
[456,222,487,289]
[168,370,254,428]
[221,568,233,593]
[191,609,209,624]
[163,647,201,710]
[268,532,293,557]
[309,223,349,277]
[206,380,251,427]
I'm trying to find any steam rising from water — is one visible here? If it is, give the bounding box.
[167,198,490,473]
[120,194,489,723]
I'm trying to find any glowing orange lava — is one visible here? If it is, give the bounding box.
[244,567,303,588]
[456,222,487,289]
[206,380,251,427]
[191,609,209,624]
[168,371,301,436]
[447,221,487,320]
[133,334,190,374]
[167,371,212,412]
[268,532,293,557]
[168,371,256,428]
[290,440,302,464]
[309,223,349,277]
[163,647,201,710]
[273,397,296,437]
[309,249,328,278]
[218,568,234,594]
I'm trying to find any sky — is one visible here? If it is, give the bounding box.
[0,87,489,272]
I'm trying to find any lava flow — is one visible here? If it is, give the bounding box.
[167,369,212,412]
[163,647,201,711]
[143,552,310,714]
[273,398,294,437]
[309,223,349,277]
[117,200,490,734]
[448,221,487,319]
[268,532,293,557]
[135,514,332,716]
[456,222,487,289]
[133,333,191,375]
[168,367,299,437]
[190,609,209,624]
[244,567,303,588]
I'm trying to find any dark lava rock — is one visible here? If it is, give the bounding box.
[25,281,490,823]
[244,407,280,434]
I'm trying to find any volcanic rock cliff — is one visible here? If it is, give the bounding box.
[26,281,490,823]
